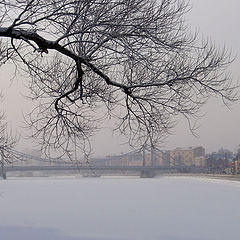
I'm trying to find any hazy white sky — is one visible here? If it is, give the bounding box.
[166,0,240,153]
[93,0,240,155]
[1,0,240,156]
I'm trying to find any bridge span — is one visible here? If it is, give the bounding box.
[0,147,184,178]
[5,165,180,178]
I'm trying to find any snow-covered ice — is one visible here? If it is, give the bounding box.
[0,176,239,240]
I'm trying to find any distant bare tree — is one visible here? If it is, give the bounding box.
[0,0,237,157]
[0,92,18,178]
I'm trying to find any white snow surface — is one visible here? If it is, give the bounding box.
[0,176,239,240]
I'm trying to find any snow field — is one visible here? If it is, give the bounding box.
[0,176,239,240]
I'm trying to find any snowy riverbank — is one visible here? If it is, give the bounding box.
[0,176,239,240]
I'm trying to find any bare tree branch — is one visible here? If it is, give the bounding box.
[0,0,238,157]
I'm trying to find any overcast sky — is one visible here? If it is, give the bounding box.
[1,0,240,156]
[166,0,240,153]
[94,0,240,155]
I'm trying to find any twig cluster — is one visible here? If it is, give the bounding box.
[0,0,237,157]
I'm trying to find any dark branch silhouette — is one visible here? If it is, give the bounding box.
[0,0,238,157]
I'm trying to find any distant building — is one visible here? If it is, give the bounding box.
[234,148,240,174]
[106,155,129,166]
[91,155,128,166]
[169,146,206,167]
[91,146,205,168]
[206,148,235,173]
[127,152,142,166]
[91,148,165,167]
[144,149,163,166]
[192,146,206,167]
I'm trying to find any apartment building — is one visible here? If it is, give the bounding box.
[169,146,205,167]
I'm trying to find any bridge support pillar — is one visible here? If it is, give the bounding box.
[0,163,6,180]
[140,170,156,178]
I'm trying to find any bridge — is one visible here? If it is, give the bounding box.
[5,165,180,178]
[0,147,184,178]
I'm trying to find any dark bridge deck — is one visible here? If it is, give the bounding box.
[5,165,181,178]
[6,165,176,172]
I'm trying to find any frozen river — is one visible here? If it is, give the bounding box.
[0,176,239,240]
